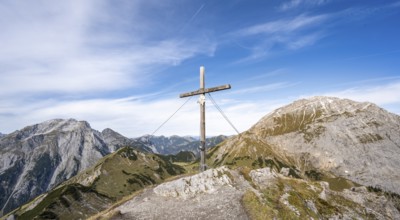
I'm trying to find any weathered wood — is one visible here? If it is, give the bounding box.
[179,85,231,98]
[179,66,231,172]
[199,67,206,171]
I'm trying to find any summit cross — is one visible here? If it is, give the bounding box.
[179,66,231,171]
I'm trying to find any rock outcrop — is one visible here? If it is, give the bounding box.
[153,166,232,199]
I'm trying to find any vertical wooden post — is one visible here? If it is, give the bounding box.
[179,66,231,172]
[199,66,206,171]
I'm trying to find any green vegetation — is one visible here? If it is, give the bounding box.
[242,190,276,219]
[261,110,323,137]
[357,133,383,144]
[367,186,400,212]
[7,147,186,220]
[92,147,184,199]
[14,183,113,220]
[303,125,326,143]
[208,135,291,170]
[158,151,196,163]
[242,177,375,219]
[305,170,360,192]
[321,176,357,192]
[305,170,324,181]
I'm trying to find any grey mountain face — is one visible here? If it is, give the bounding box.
[0,133,5,138]
[252,96,400,194]
[213,96,400,194]
[137,135,227,155]
[0,119,151,215]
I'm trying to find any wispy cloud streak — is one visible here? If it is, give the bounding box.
[280,0,330,11]
[325,82,400,106]
[0,1,216,98]
[231,14,330,62]
[237,14,328,36]
[229,82,300,95]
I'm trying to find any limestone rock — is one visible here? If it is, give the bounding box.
[249,167,277,188]
[154,166,232,199]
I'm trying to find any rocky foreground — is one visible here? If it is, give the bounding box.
[92,167,400,220]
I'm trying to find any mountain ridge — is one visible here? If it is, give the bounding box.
[0,119,226,215]
[4,147,185,219]
[0,119,151,215]
[136,134,228,155]
[209,96,400,194]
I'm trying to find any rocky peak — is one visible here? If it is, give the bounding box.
[1,119,112,214]
[101,127,126,141]
[209,96,400,195]
[256,96,383,128]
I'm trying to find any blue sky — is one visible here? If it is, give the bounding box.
[1,0,400,137]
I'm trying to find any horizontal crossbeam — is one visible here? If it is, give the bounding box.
[179,84,231,98]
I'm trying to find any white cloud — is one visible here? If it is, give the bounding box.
[325,82,400,106]
[231,14,330,62]
[280,0,330,11]
[0,95,285,137]
[3,80,399,137]
[0,0,216,97]
[287,32,325,50]
[229,82,299,95]
[295,81,400,115]
[0,0,219,136]
[238,14,328,36]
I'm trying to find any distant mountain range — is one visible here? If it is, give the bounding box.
[0,133,5,138]
[137,134,228,155]
[0,119,225,215]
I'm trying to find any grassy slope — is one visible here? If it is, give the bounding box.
[4,147,185,220]
[242,176,374,220]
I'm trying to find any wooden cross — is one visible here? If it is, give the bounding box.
[180,66,231,171]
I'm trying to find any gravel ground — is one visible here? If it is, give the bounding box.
[111,187,248,220]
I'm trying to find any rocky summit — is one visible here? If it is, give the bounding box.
[89,166,400,219]
[0,119,150,215]
[209,96,400,194]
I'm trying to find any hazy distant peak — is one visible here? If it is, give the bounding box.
[101,128,119,135]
